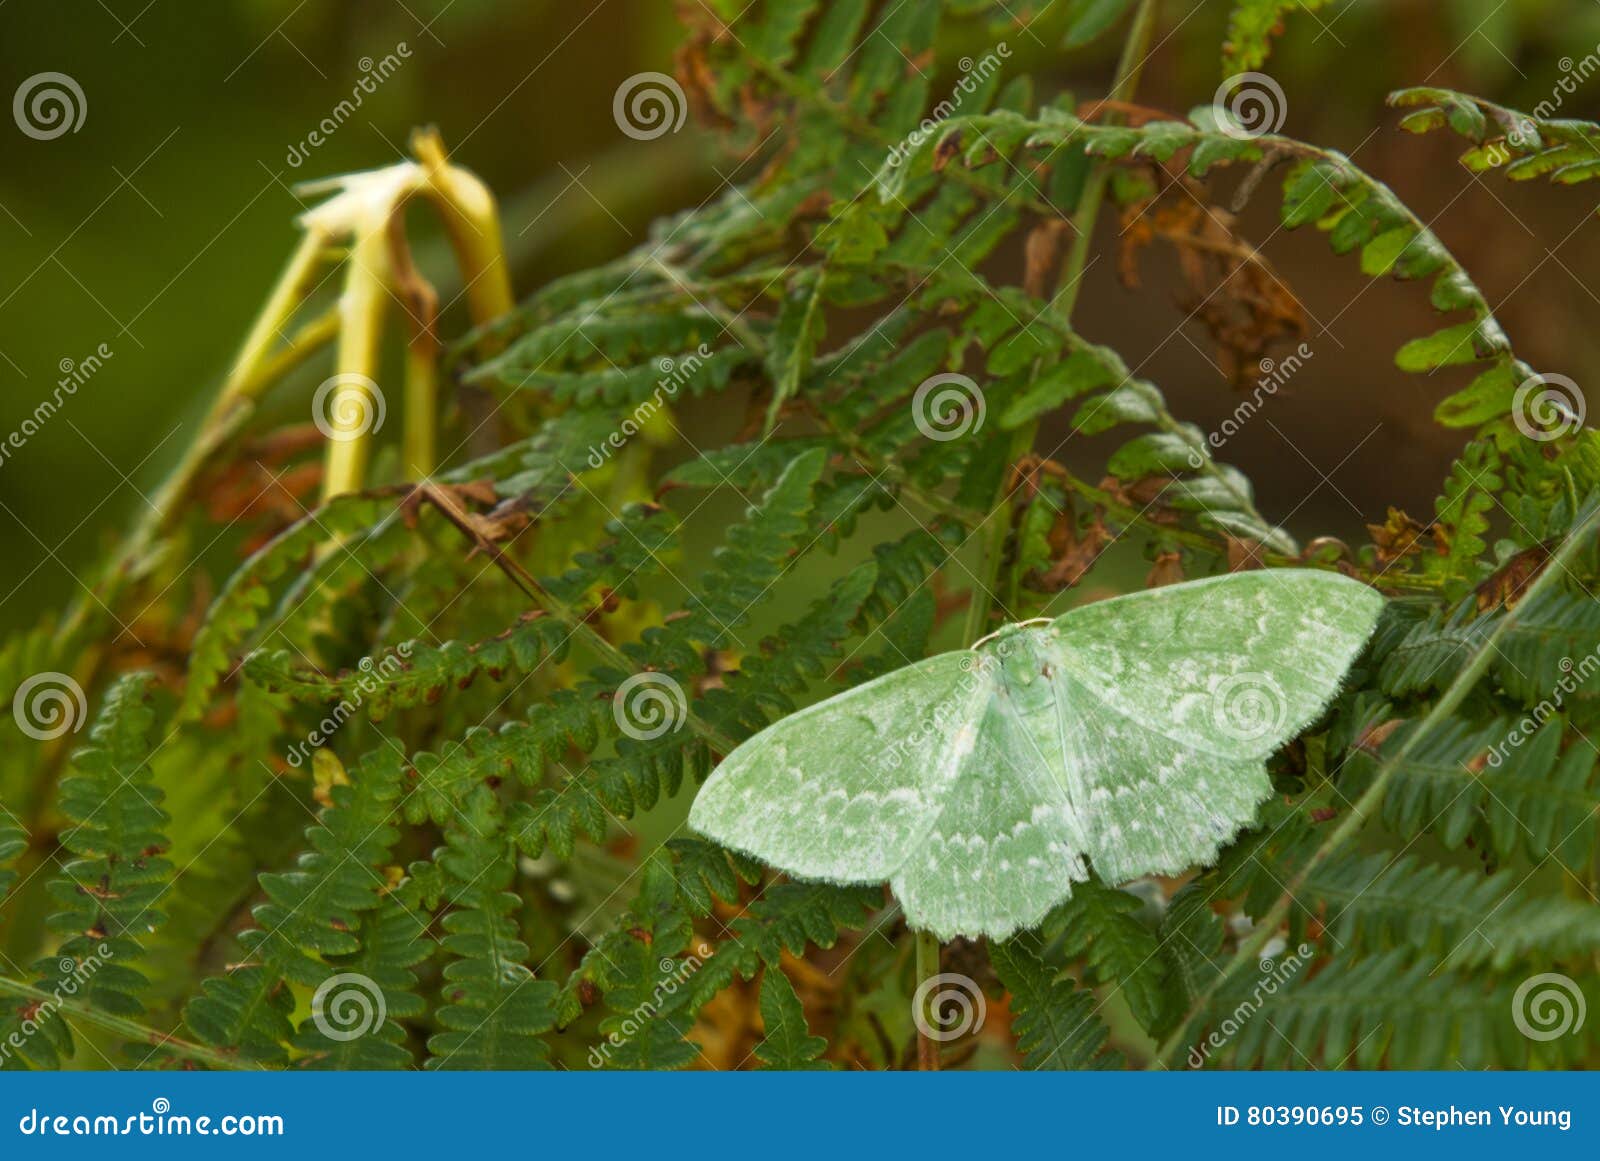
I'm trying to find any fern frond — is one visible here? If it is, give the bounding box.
[294,897,430,1069]
[1308,851,1600,972]
[426,785,558,1070]
[1343,714,1598,869]
[989,939,1110,1069]
[1390,87,1600,206]
[754,967,832,1070]
[1043,878,1169,1034]
[182,492,403,720]
[2,674,169,1068]
[878,106,1531,448]
[184,745,409,1063]
[243,611,570,721]
[1223,1,1333,72]
[1212,948,1591,1068]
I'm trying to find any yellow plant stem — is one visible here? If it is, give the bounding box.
[320,228,391,501]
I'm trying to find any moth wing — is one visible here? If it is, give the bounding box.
[689,652,990,883]
[890,692,1089,941]
[1049,570,1383,882]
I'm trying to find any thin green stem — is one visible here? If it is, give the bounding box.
[1151,496,1600,1068]
[966,0,1162,645]
[1053,0,1160,317]
[419,484,742,756]
[914,929,941,1071]
[0,976,251,1071]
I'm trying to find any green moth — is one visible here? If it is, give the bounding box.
[689,569,1383,941]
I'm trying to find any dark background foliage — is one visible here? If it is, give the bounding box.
[4,0,1600,626]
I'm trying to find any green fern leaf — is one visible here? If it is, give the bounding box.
[754,968,832,1070]
[989,939,1109,1069]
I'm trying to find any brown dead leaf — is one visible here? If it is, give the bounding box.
[1023,219,1072,299]
[1038,511,1110,591]
[933,131,964,172]
[1355,717,1404,756]
[1367,507,1430,566]
[1226,537,1268,571]
[1118,186,1306,388]
[1145,551,1185,588]
[1475,541,1551,611]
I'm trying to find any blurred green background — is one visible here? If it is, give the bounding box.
[3,0,1600,631]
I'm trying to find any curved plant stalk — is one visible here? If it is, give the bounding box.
[390,214,442,480]
[26,131,514,837]
[295,127,513,498]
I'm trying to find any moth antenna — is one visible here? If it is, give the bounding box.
[971,617,1054,648]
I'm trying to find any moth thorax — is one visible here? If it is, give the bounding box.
[982,626,1058,712]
